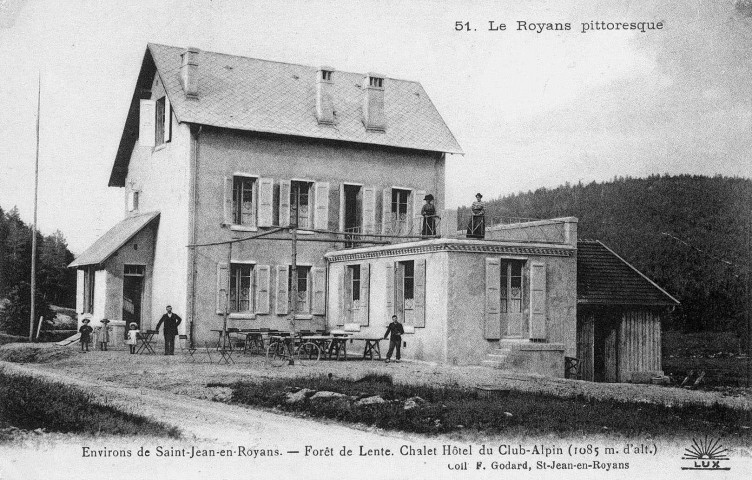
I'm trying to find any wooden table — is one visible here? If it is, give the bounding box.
[350,337,383,360]
[136,330,158,354]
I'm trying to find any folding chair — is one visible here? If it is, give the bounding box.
[202,342,214,364]
[217,345,236,365]
[179,334,197,362]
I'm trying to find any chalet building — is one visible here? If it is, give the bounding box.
[70,44,461,345]
[69,44,678,381]
[576,240,680,382]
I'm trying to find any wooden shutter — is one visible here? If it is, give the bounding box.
[413,190,426,233]
[360,263,370,326]
[414,259,426,327]
[530,263,547,340]
[139,99,156,147]
[381,188,391,234]
[314,182,330,230]
[223,177,234,225]
[363,186,376,234]
[275,265,289,315]
[312,267,326,315]
[385,262,394,315]
[216,263,229,314]
[164,96,172,142]
[255,265,270,314]
[338,184,345,232]
[484,258,501,339]
[76,270,84,314]
[279,180,291,227]
[257,177,274,227]
[337,265,346,326]
[344,266,353,321]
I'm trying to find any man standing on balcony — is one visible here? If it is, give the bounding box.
[467,193,485,239]
[421,194,436,236]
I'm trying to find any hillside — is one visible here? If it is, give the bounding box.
[459,175,752,334]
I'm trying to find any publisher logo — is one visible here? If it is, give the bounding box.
[680,436,730,471]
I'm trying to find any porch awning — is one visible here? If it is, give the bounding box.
[68,211,159,268]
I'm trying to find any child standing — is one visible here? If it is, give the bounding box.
[127,322,139,354]
[99,318,111,351]
[79,318,93,352]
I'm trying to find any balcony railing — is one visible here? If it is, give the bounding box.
[342,215,442,247]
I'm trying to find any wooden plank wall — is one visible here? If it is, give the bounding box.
[576,313,594,381]
[617,309,661,382]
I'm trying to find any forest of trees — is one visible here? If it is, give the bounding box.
[459,174,752,335]
[0,205,76,335]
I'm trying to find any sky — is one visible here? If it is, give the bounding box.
[1,0,751,253]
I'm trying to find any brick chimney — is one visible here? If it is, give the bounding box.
[180,47,200,97]
[362,73,385,131]
[316,67,335,124]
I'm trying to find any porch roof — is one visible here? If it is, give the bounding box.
[68,212,160,268]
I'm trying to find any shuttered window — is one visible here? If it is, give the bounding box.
[230,264,254,313]
[155,97,166,146]
[290,181,312,228]
[288,266,312,314]
[232,177,255,226]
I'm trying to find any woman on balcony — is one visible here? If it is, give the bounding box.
[466,193,485,239]
[421,194,437,236]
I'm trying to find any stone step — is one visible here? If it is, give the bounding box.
[481,360,504,369]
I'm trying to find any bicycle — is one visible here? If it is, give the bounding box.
[266,336,321,367]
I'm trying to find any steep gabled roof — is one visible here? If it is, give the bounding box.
[577,240,680,306]
[110,44,463,186]
[68,212,159,267]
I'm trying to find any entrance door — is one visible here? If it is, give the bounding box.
[500,260,525,337]
[343,185,362,247]
[593,315,619,382]
[122,265,145,338]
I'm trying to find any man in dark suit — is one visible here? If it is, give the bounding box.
[156,305,182,355]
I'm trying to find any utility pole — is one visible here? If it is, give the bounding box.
[29,74,40,343]
[223,240,232,349]
[289,191,298,365]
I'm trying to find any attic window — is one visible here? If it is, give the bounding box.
[369,77,383,88]
[321,70,332,81]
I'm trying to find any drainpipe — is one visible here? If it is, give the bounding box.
[187,124,202,347]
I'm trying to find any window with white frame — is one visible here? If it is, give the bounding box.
[290,181,313,228]
[349,264,361,302]
[289,266,311,314]
[127,191,139,212]
[230,263,254,313]
[155,97,171,146]
[232,176,256,226]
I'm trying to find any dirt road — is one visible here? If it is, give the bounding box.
[0,361,447,480]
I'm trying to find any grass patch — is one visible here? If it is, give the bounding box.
[0,333,27,346]
[0,370,180,440]
[663,331,749,388]
[0,344,75,363]
[219,373,752,438]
